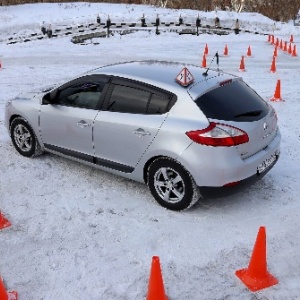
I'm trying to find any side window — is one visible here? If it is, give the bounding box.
[107,85,151,114]
[107,83,175,115]
[57,81,106,110]
[147,93,172,115]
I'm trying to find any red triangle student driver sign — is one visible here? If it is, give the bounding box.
[176,67,194,87]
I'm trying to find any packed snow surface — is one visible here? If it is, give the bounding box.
[1,3,300,300]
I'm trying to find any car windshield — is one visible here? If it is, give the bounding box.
[194,80,269,122]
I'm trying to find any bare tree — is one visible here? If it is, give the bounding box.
[246,0,300,21]
[231,0,245,12]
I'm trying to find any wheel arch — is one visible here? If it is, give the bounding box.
[9,114,44,147]
[145,155,201,210]
[9,114,23,131]
[9,115,44,157]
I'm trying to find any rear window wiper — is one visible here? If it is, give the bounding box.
[234,110,263,118]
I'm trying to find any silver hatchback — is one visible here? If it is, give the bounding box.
[5,61,281,210]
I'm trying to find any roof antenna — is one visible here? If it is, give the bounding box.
[203,52,219,76]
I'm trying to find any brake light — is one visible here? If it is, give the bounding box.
[223,181,240,187]
[186,122,249,147]
[219,79,232,86]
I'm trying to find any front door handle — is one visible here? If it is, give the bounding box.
[77,120,91,128]
[133,128,151,137]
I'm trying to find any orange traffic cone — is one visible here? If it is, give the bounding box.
[0,277,18,300]
[283,41,287,51]
[270,79,283,101]
[267,35,271,43]
[247,45,252,57]
[288,43,292,54]
[235,227,278,292]
[270,56,276,73]
[273,46,278,57]
[224,44,228,56]
[290,34,294,43]
[239,56,246,71]
[292,45,297,57]
[275,38,279,47]
[279,39,283,49]
[204,43,208,55]
[201,54,207,68]
[0,211,11,230]
[271,35,274,44]
[146,256,168,300]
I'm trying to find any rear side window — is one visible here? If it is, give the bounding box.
[195,80,269,122]
[147,93,171,114]
[106,83,174,115]
[107,85,150,114]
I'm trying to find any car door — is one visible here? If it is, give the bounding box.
[40,75,109,162]
[93,78,176,172]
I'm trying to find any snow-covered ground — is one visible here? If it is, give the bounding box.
[1,3,300,300]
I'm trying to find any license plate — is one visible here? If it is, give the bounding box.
[257,153,277,174]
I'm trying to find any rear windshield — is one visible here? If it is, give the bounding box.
[195,80,269,122]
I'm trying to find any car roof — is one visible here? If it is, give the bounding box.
[88,61,238,97]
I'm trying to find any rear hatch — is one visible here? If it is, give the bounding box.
[188,78,278,159]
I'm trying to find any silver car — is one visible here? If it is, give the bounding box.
[4,61,281,210]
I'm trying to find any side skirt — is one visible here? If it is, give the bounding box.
[44,144,134,173]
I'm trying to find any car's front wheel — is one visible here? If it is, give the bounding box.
[10,117,43,157]
[147,158,200,211]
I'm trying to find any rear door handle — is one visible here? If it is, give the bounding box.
[77,120,91,128]
[133,128,151,137]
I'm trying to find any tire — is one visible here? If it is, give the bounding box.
[147,158,200,211]
[10,117,43,157]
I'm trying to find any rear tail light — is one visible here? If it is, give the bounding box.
[186,122,249,147]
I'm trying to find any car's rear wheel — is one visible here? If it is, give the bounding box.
[10,117,43,157]
[147,157,200,211]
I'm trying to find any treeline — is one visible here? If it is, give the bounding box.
[243,0,300,22]
[1,0,299,22]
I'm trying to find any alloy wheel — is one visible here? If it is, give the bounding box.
[13,124,33,152]
[153,167,185,204]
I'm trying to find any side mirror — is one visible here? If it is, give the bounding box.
[42,89,59,104]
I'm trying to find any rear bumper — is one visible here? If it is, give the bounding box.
[198,151,279,198]
[177,129,281,188]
